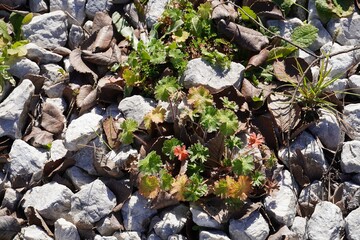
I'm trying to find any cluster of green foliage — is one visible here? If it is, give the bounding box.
[0,13,33,91]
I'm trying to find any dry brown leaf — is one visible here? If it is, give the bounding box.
[217,19,269,52]
[69,48,98,81]
[103,116,121,149]
[170,175,188,201]
[206,133,225,167]
[92,12,112,34]
[250,1,284,20]
[76,85,98,114]
[43,158,75,178]
[93,25,113,52]
[251,113,279,150]
[41,102,66,134]
[0,216,21,240]
[151,191,179,210]
[23,127,53,147]
[246,48,269,70]
[25,207,53,237]
[273,57,312,84]
[267,93,301,133]
[82,47,118,66]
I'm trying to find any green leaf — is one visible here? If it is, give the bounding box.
[119,119,138,144]
[9,12,28,41]
[160,169,174,191]
[138,151,162,175]
[267,45,297,61]
[22,13,33,25]
[187,86,213,111]
[162,138,182,160]
[123,68,141,87]
[214,178,228,199]
[112,12,138,48]
[225,136,243,151]
[232,156,255,176]
[199,106,218,133]
[252,171,266,187]
[315,0,354,23]
[183,173,208,202]
[188,142,209,163]
[0,20,11,42]
[272,0,296,14]
[216,109,238,136]
[139,175,160,199]
[220,97,239,112]
[291,24,318,48]
[154,76,181,101]
[239,6,257,21]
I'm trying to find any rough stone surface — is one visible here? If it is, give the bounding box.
[22,10,68,48]
[18,225,53,240]
[326,78,349,99]
[190,203,223,229]
[298,181,325,216]
[50,0,86,25]
[229,211,269,240]
[26,43,63,64]
[64,112,103,151]
[343,104,360,140]
[154,204,189,239]
[267,18,303,40]
[54,218,80,240]
[122,191,157,232]
[308,18,332,51]
[6,139,48,187]
[291,216,307,240]
[44,82,67,98]
[30,0,48,12]
[341,141,360,173]
[113,231,142,240]
[0,80,35,139]
[118,95,156,125]
[95,214,122,236]
[264,169,298,226]
[22,182,73,222]
[1,0,26,7]
[41,64,65,82]
[8,58,40,79]
[50,140,68,161]
[103,145,138,176]
[69,25,85,49]
[278,131,328,180]
[146,0,169,28]
[181,58,245,93]
[307,0,319,21]
[199,230,230,240]
[306,201,345,240]
[69,179,116,225]
[85,0,112,19]
[327,12,360,46]
[65,166,96,189]
[348,75,360,94]
[94,236,118,240]
[308,109,343,151]
[45,97,67,113]
[345,207,360,240]
[1,188,22,211]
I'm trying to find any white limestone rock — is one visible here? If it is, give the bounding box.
[308,18,332,51]
[85,0,112,19]
[26,43,63,64]
[118,95,156,125]
[343,104,360,140]
[30,0,48,12]
[146,0,170,28]
[348,75,360,95]
[50,0,86,25]
[54,218,80,240]
[1,188,22,211]
[190,203,223,229]
[8,58,40,79]
[291,216,307,240]
[68,25,85,49]
[267,18,303,40]
[341,140,360,173]
[94,236,118,240]
[199,230,230,240]
[95,214,122,236]
[1,0,26,7]
[327,12,360,46]
[298,180,325,216]
[307,0,319,21]
[22,10,68,49]
[65,166,96,189]
[113,231,142,240]
[0,80,35,139]
[18,225,53,240]
[345,207,360,240]
[326,78,349,99]
[73,138,100,175]
[40,64,65,82]
[181,58,245,93]
[44,97,67,113]
[229,211,269,240]
[50,140,68,161]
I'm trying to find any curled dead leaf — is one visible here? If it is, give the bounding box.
[93,25,113,52]
[23,126,54,147]
[41,102,66,135]
[246,48,269,70]
[76,85,98,115]
[69,48,98,81]
[273,57,312,84]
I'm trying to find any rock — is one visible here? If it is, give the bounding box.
[291,216,307,240]
[348,75,360,95]
[6,139,48,187]
[45,97,68,113]
[50,0,86,25]
[154,204,189,239]
[181,58,245,93]
[145,0,169,28]
[103,145,138,175]
[26,43,63,64]
[307,0,319,21]
[190,203,223,229]
[267,18,303,40]
[65,166,96,189]
[343,182,360,211]
[122,191,157,232]
[308,109,343,151]
[306,201,345,240]
[64,112,103,151]
[85,0,112,19]
[40,64,65,82]
[268,226,297,240]
[308,18,332,51]
[8,58,40,79]
[83,20,93,33]
[168,234,187,240]
[118,95,156,125]
[44,81,67,98]
[264,169,298,226]
[341,140,360,173]
[343,104,360,140]
[320,42,360,78]
[30,0,48,12]
[73,138,100,175]
[1,0,26,7]
[278,131,328,180]
[1,188,22,211]
[69,179,116,225]
[69,25,85,49]
[18,225,53,240]
[94,236,118,240]
[22,182,73,222]
[22,10,68,49]
[326,78,349,99]
[327,12,360,46]
[298,180,325,216]
[229,210,269,240]
[50,140,68,160]
[148,233,162,240]
[199,230,230,240]
[294,49,316,64]
[114,0,131,3]
[114,231,142,240]
[54,218,80,240]
[0,80,35,139]
[95,213,122,236]
[345,207,360,240]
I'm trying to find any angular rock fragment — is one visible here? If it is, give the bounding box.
[341,140,360,174]
[118,95,156,125]
[50,0,86,25]
[55,218,80,240]
[26,43,63,64]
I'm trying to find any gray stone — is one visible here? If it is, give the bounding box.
[114,231,142,240]
[26,43,63,64]
[168,235,187,240]
[308,18,332,51]
[199,230,230,240]
[345,207,360,240]
[69,25,85,49]
[104,145,138,175]
[54,218,80,240]
[298,181,325,216]
[291,216,307,240]
[122,191,157,232]
[83,20,93,34]
[85,0,112,19]
[65,166,96,189]
[50,0,86,25]
[306,201,345,240]
[341,140,360,174]
[30,0,48,12]
[73,138,101,175]
[1,188,22,211]
[7,139,48,187]
[190,203,223,229]
[22,182,73,222]
[343,104,360,140]
[41,64,65,82]
[0,80,35,139]
[69,179,116,225]
[229,211,269,240]
[45,97,67,113]
[308,109,343,151]
[64,112,103,151]
[181,58,245,93]
[50,140,68,161]
[94,236,118,240]
[267,18,303,40]
[1,0,26,7]
[278,131,328,180]
[293,49,316,64]
[326,78,349,99]
[154,204,188,239]
[8,58,40,79]
[327,12,360,46]
[145,0,169,28]
[95,213,122,236]
[147,233,161,240]
[118,95,156,125]
[308,0,319,21]
[264,169,298,226]
[44,82,67,98]
[19,225,53,240]
[348,75,360,95]
[114,0,131,3]
[22,10,68,49]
